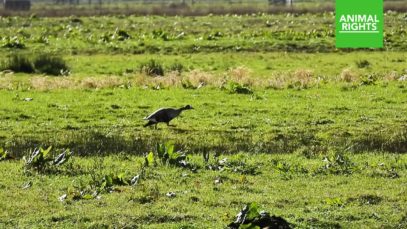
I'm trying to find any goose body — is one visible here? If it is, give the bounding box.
[143,105,193,128]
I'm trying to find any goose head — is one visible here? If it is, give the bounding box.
[182,105,194,110]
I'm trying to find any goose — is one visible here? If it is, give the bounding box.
[143,105,193,128]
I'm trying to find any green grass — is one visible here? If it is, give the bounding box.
[57,51,407,78]
[0,81,406,156]
[0,152,406,228]
[1,1,407,17]
[1,51,406,83]
[1,13,406,228]
[0,13,406,56]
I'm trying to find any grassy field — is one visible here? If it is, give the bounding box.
[1,13,406,55]
[0,13,406,228]
[0,51,404,78]
[1,81,407,156]
[1,151,406,228]
[1,1,406,17]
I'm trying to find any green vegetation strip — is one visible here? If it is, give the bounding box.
[1,13,406,55]
[0,149,405,228]
[0,82,406,156]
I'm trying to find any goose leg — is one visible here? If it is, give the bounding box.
[166,122,175,127]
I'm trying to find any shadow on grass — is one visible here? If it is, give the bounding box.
[3,125,407,158]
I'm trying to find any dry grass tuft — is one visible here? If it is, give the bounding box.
[340,68,359,83]
[182,70,214,88]
[30,77,51,90]
[290,69,315,89]
[151,71,182,88]
[0,69,245,91]
[227,66,254,86]
[265,69,317,90]
[30,77,75,91]
[133,72,190,89]
[266,73,288,90]
[132,74,150,87]
[0,77,14,90]
[383,71,400,81]
[80,76,123,89]
[8,65,401,91]
[29,76,126,90]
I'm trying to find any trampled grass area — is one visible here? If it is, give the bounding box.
[0,151,406,228]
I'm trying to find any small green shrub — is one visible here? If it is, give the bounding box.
[156,141,188,167]
[295,145,326,159]
[168,62,184,73]
[144,141,196,170]
[70,18,83,24]
[360,74,378,86]
[228,82,253,94]
[204,154,260,175]
[227,159,261,175]
[0,148,13,161]
[181,79,196,89]
[357,194,382,205]
[99,173,129,191]
[139,59,164,76]
[115,29,131,41]
[206,31,223,40]
[228,202,291,229]
[325,197,346,208]
[60,166,144,202]
[356,59,370,68]
[152,30,170,41]
[24,147,53,172]
[269,159,308,180]
[24,147,72,173]
[370,166,400,179]
[0,54,69,76]
[33,55,70,76]
[1,54,35,73]
[314,153,357,175]
[1,36,25,49]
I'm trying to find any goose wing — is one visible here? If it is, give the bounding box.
[144,108,176,122]
[144,108,166,120]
